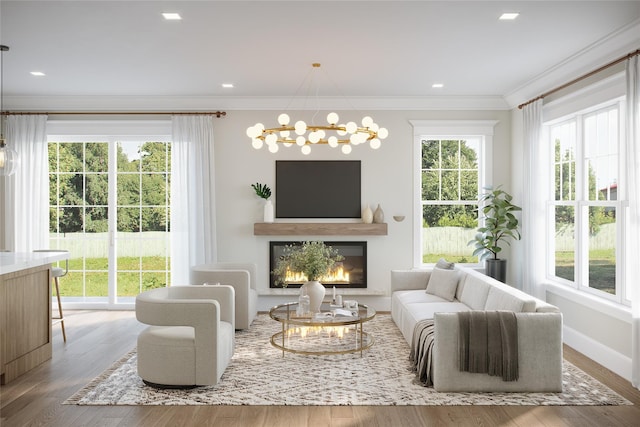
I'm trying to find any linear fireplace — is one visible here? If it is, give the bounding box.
[269,241,367,288]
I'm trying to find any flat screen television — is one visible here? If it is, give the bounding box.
[275,160,361,219]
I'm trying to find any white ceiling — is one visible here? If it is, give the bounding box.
[1,1,640,110]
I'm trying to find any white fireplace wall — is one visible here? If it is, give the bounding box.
[211,109,511,311]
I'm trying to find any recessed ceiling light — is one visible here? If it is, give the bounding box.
[222,83,234,88]
[432,83,444,88]
[30,71,45,76]
[499,12,519,20]
[162,12,182,20]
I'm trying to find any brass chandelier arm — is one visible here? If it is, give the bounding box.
[258,124,378,145]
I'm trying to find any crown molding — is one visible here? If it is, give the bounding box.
[504,18,640,109]
[4,94,510,112]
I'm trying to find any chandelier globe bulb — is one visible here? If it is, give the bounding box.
[265,133,277,145]
[252,139,264,150]
[345,121,357,134]
[278,113,290,126]
[294,120,307,135]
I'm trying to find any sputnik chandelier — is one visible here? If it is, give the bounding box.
[0,45,19,177]
[247,63,388,155]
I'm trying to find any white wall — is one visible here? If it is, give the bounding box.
[212,109,511,311]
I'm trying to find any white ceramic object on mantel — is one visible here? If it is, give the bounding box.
[362,205,373,224]
[301,280,325,313]
[373,204,384,223]
[263,200,274,223]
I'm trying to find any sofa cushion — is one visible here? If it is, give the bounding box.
[435,258,455,270]
[400,301,470,343]
[484,286,537,312]
[394,289,451,305]
[458,273,492,310]
[425,268,460,302]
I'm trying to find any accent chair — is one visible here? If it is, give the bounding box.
[135,285,235,388]
[190,262,258,329]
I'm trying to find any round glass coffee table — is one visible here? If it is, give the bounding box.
[269,301,376,357]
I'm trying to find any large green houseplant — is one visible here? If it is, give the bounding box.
[272,241,343,312]
[469,186,521,282]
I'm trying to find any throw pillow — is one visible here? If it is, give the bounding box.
[425,268,460,302]
[435,258,455,270]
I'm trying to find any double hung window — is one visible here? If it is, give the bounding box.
[546,99,626,303]
[412,120,495,267]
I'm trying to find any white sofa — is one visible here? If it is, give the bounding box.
[391,266,563,392]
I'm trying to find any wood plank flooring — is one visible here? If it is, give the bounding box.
[1,310,639,427]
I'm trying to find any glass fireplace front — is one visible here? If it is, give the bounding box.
[269,241,367,288]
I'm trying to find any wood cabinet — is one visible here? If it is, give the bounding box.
[0,264,52,384]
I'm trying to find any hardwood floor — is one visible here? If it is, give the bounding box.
[1,310,639,427]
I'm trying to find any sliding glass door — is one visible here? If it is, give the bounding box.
[48,134,171,306]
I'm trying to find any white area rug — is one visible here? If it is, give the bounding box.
[65,314,632,406]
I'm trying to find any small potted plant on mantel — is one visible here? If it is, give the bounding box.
[272,241,344,313]
[251,182,273,223]
[469,186,522,283]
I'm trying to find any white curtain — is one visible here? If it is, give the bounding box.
[170,115,217,285]
[521,100,547,299]
[2,115,49,251]
[626,55,640,390]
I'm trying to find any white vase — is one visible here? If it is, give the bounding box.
[263,199,274,223]
[300,280,325,313]
[362,205,373,224]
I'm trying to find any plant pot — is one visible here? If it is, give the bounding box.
[486,259,507,283]
[301,280,325,313]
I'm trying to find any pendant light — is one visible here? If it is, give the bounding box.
[0,45,18,176]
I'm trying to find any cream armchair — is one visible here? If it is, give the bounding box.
[136,285,235,388]
[190,263,258,330]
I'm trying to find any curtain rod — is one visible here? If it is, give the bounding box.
[1,111,227,118]
[518,49,640,110]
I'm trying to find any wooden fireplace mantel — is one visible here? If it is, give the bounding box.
[253,222,387,236]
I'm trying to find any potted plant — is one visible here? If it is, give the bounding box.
[251,182,273,223]
[469,186,521,283]
[272,241,344,312]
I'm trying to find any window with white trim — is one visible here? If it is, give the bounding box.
[420,137,482,263]
[546,98,627,303]
[411,120,495,267]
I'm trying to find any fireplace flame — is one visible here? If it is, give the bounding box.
[283,264,350,284]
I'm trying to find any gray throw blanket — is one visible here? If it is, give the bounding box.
[458,311,519,381]
[409,319,435,387]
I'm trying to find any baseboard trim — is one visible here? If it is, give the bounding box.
[563,324,632,381]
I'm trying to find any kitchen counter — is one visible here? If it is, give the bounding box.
[0,251,70,275]
[1,250,70,384]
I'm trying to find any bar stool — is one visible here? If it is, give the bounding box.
[34,250,68,342]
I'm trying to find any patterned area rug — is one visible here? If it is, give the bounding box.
[65,314,632,406]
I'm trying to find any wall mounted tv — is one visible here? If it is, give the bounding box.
[275,160,361,219]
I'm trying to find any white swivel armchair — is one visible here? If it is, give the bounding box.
[190,263,258,330]
[135,285,235,388]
